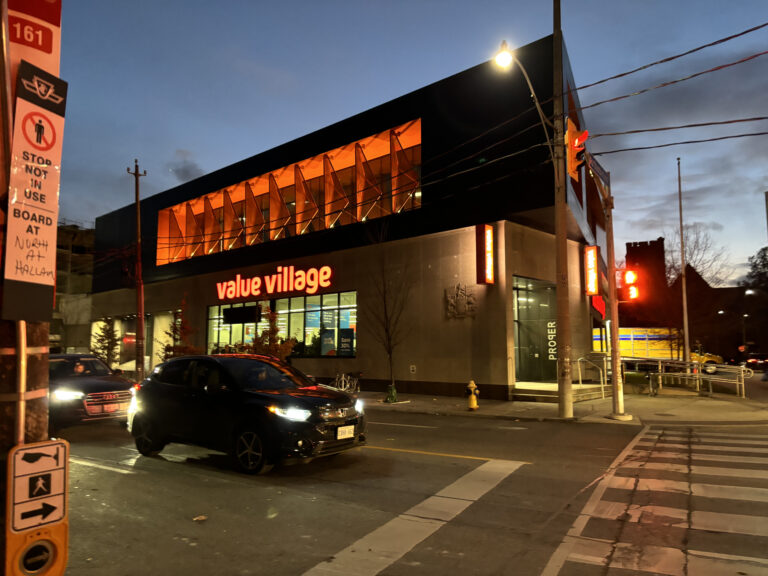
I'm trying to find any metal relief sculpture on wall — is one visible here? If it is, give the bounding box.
[445,283,477,319]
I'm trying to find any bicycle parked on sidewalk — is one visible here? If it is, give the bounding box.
[332,371,361,394]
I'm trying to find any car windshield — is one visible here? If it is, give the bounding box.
[218,357,314,391]
[50,357,112,380]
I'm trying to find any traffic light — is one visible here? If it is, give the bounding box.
[618,269,640,302]
[565,118,588,182]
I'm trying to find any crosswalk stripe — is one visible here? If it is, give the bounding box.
[631,449,768,465]
[301,459,525,576]
[637,441,768,454]
[606,475,768,503]
[693,510,768,537]
[621,460,768,480]
[594,499,768,537]
[558,536,768,576]
[653,435,768,446]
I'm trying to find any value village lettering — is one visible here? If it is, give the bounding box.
[216,265,333,301]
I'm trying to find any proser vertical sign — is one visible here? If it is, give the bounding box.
[2,60,67,322]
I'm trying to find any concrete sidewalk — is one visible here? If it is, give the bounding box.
[359,388,768,426]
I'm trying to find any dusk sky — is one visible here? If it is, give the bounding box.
[57,1,767,283]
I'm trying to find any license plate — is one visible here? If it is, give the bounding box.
[103,403,119,412]
[336,425,354,440]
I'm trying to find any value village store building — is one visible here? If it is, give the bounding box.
[91,35,612,400]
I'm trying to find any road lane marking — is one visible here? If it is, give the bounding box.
[302,459,526,576]
[363,444,504,462]
[70,457,134,475]
[367,421,438,429]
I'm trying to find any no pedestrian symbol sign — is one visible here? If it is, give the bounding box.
[1,59,67,322]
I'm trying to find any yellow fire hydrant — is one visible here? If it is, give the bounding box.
[466,380,479,411]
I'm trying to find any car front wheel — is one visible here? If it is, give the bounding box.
[132,414,166,456]
[232,427,272,474]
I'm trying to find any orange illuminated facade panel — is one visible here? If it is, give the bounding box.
[584,245,599,296]
[156,120,422,266]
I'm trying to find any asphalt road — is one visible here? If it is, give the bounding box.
[57,411,639,576]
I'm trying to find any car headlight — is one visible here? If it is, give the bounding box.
[52,389,84,401]
[355,399,364,414]
[269,406,312,422]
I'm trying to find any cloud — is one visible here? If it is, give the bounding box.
[166,150,204,183]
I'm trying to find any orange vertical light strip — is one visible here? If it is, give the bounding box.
[585,245,599,295]
[484,225,494,284]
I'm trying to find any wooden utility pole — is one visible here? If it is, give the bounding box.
[1,1,51,566]
[553,0,573,418]
[127,159,146,382]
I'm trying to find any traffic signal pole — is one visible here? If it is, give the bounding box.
[590,164,631,420]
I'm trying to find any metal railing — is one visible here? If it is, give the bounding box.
[621,357,749,398]
[576,355,607,398]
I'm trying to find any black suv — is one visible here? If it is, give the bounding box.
[128,354,366,473]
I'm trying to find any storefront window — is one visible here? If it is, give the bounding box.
[207,291,356,357]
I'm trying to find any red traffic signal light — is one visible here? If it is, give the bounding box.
[566,118,588,182]
[618,269,640,301]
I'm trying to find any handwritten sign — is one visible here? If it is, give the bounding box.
[2,60,67,322]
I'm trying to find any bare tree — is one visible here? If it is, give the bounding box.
[362,251,413,403]
[663,223,731,287]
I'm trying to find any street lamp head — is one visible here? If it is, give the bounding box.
[494,41,514,69]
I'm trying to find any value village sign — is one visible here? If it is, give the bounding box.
[2,60,67,322]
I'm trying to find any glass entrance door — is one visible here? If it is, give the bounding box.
[514,277,557,382]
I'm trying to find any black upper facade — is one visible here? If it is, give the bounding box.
[94,34,603,293]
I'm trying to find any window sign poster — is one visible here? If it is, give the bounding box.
[306,310,320,329]
[338,328,354,356]
[320,329,336,356]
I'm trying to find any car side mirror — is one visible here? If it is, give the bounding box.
[113,368,123,375]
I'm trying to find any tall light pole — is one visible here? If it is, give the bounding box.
[494,0,573,418]
[127,159,146,382]
[677,158,690,362]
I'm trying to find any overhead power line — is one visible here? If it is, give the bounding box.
[575,21,768,93]
[591,131,768,156]
[580,49,768,112]
[590,116,768,139]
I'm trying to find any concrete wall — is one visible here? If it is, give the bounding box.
[91,221,594,398]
